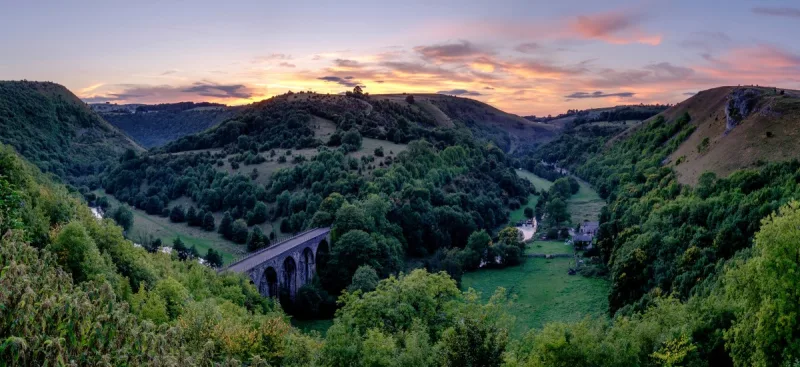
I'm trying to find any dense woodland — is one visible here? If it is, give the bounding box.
[4,82,800,365]
[0,81,140,187]
[98,102,239,148]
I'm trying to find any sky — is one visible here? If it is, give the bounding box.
[1,0,799,115]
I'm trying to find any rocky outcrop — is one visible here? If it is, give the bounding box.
[725,88,762,133]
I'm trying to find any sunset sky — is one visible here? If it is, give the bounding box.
[1,0,799,115]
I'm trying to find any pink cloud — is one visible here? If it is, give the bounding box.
[569,10,662,45]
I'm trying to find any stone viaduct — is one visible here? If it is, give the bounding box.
[222,227,331,300]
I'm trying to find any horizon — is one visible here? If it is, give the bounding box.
[1,0,799,115]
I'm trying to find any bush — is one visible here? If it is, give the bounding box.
[231,219,249,244]
[374,146,384,157]
[110,205,134,231]
[169,205,185,223]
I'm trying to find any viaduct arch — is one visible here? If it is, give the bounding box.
[222,227,331,300]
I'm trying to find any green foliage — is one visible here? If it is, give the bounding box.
[218,211,233,238]
[247,226,269,252]
[202,211,215,231]
[204,247,223,268]
[0,144,314,365]
[97,102,236,148]
[347,265,379,293]
[231,219,249,244]
[169,205,186,223]
[110,204,134,231]
[47,221,110,282]
[0,81,140,187]
[724,201,800,366]
[323,269,511,366]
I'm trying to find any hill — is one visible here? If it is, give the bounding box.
[524,104,668,129]
[92,102,242,148]
[664,86,800,184]
[162,91,556,153]
[0,81,142,186]
[100,89,536,304]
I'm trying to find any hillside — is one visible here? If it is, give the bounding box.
[101,89,536,305]
[0,81,142,186]
[92,102,241,148]
[163,91,557,153]
[664,86,800,184]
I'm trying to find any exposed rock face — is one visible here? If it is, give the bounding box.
[725,88,762,132]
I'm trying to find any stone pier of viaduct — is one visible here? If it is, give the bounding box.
[222,227,331,300]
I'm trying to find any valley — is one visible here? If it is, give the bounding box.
[3,78,800,366]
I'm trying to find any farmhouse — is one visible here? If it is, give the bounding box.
[579,221,599,236]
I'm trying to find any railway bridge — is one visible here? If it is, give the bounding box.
[222,227,331,300]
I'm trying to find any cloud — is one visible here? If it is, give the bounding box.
[514,42,542,54]
[255,53,292,62]
[505,59,588,78]
[279,62,296,68]
[81,82,257,104]
[333,59,362,68]
[680,31,732,52]
[587,62,699,88]
[161,69,179,75]
[317,76,362,87]
[565,91,635,99]
[437,89,482,96]
[181,82,255,99]
[569,10,661,45]
[683,92,696,96]
[752,7,800,18]
[414,40,488,62]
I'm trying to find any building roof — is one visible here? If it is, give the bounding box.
[580,221,599,231]
[574,234,593,242]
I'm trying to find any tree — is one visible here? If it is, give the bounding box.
[110,205,134,231]
[218,211,233,238]
[169,205,185,223]
[374,146,384,157]
[172,237,188,260]
[524,207,534,219]
[145,196,163,215]
[186,206,199,226]
[347,265,379,293]
[342,129,363,150]
[546,197,569,225]
[497,227,524,250]
[231,219,249,244]
[47,222,106,282]
[333,203,367,238]
[248,202,268,225]
[725,201,800,366]
[247,226,268,252]
[464,230,491,269]
[204,248,223,268]
[202,212,215,231]
[405,95,415,104]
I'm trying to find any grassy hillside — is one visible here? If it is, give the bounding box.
[0,81,142,186]
[93,102,241,148]
[665,86,800,184]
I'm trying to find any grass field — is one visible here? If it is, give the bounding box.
[461,255,610,336]
[526,240,572,255]
[508,193,538,225]
[516,169,554,191]
[566,178,605,225]
[95,190,243,264]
